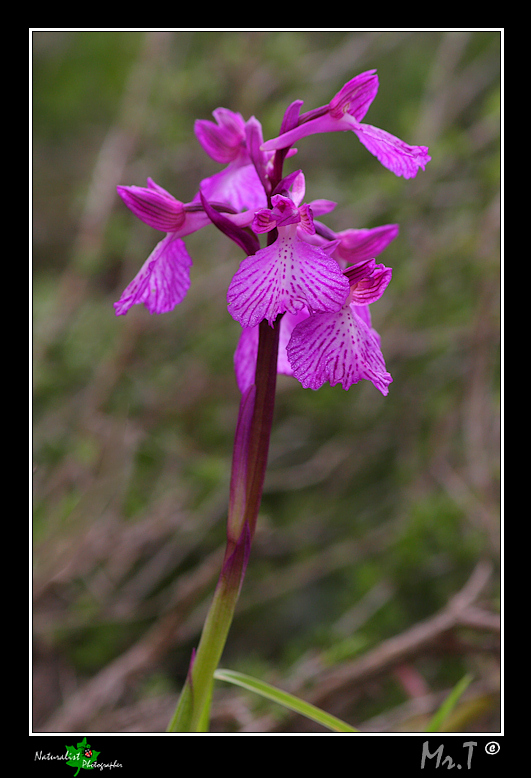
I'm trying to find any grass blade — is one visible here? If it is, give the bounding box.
[426,674,473,732]
[214,668,358,732]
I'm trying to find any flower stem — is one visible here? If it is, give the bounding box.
[167,316,281,732]
[241,317,281,540]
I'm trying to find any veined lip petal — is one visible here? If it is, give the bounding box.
[227,226,349,328]
[286,303,392,394]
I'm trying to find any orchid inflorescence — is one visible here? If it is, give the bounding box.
[115,70,430,397]
[115,69,430,732]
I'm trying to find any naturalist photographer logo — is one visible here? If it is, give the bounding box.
[34,737,122,774]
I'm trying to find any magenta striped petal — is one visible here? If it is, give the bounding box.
[117,184,186,232]
[344,260,392,305]
[328,69,378,121]
[261,113,341,152]
[351,267,392,305]
[194,108,246,163]
[261,70,430,180]
[227,229,350,328]
[286,304,392,395]
[114,235,192,316]
[334,224,399,266]
[196,161,267,212]
[353,123,431,179]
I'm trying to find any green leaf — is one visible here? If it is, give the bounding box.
[214,668,359,733]
[65,737,100,776]
[426,673,473,732]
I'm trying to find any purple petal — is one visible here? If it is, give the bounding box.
[234,310,308,393]
[354,303,372,329]
[272,169,305,202]
[261,113,342,152]
[278,310,309,376]
[343,258,378,285]
[197,161,267,212]
[334,224,399,266]
[298,204,315,236]
[117,184,186,232]
[309,199,337,216]
[317,238,342,256]
[227,229,350,328]
[146,177,174,197]
[234,326,260,394]
[114,235,192,316]
[252,208,277,234]
[286,304,392,395]
[346,262,392,305]
[245,116,270,195]
[261,71,379,152]
[328,70,378,121]
[280,99,304,134]
[263,113,430,180]
[270,194,301,227]
[353,123,431,179]
[194,108,246,163]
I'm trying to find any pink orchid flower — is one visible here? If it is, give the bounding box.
[114,179,211,316]
[227,192,350,329]
[286,258,393,395]
[262,70,430,179]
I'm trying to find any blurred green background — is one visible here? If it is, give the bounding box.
[33,30,500,733]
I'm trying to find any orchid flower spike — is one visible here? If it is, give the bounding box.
[262,70,431,179]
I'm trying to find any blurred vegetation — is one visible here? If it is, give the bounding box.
[32,30,500,733]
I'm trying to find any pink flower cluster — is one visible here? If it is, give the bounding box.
[115,70,430,395]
